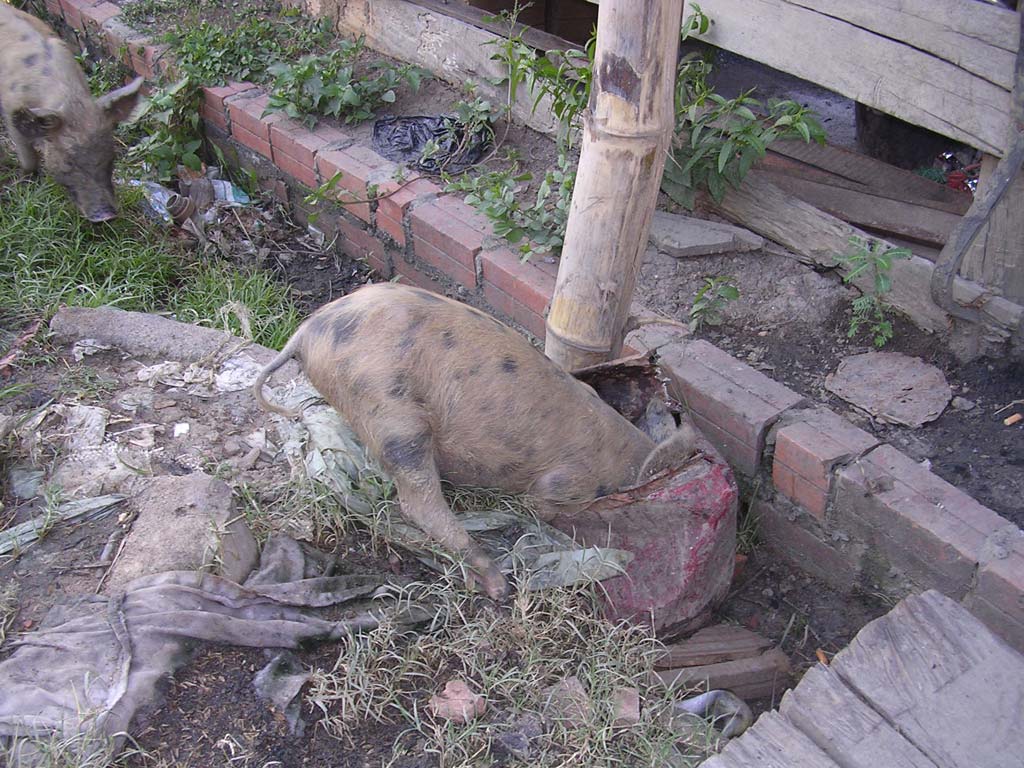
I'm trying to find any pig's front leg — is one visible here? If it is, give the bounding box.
[377,426,508,600]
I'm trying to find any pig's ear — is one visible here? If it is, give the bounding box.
[97,77,145,125]
[11,108,63,138]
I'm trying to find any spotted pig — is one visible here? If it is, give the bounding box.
[254,283,695,599]
[0,4,142,222]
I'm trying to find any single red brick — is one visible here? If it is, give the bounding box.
[274,150,317,189]
[376,212,405,247]
[413,237,476,289]
[81,1,119,31]
[200,104,228,132]
[315,150,372,222]
[270,120,328,169]
[342,144,399,187]
[228,93,279,143]
[480,247,555,316]
[772,410,878,519]
[311,122,351,147]
[661,341,804,477]
[532,257,560,278]
[393,258,443,292]
[966,524,1024,640]
[773,463,796,500]
[482,282,546,339]
[202,82,256,117]
[409,202,485,272]
[59,0,97,30]
[834,444,1007,597]
[434,194,494,234]
[375,177,439,223]
[232,124,272,160]
[337,217,385,264]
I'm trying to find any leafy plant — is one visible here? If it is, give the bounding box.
[447,152,576,260]
[526,34,595,149]
[164,13,330,86]
[483,3,538,121]
[264,42,426,128]
[689,275,740,331]
[662,7,826,209]
[125,78,205,182]
[837,236,911,347]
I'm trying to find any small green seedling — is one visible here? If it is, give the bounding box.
[689,275,740,331]
[838,236,911,348]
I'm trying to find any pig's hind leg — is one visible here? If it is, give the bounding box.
[376,423,508,600]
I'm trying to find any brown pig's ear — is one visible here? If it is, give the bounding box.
[11,108,63,138]
[97,76,145,125]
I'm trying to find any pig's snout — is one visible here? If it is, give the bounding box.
[85,205,117,223]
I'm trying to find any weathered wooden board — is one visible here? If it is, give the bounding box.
[687,0,1016,155]
[759,173,961,247]
[655,623,772,669]
[701,711,842,768]
[779,665,937,768]
[829,590,1024,768]
[768,139,973,215]
[654,647,791,701]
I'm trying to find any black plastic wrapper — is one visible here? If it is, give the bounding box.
[371,115,492,174]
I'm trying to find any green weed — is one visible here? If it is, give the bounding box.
[446,152,575,260]
[688,276,740,332]
[837,236,911,348]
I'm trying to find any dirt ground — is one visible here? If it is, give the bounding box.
[636,245,1024,527]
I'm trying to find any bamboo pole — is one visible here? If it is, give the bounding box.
[544,0,685,370]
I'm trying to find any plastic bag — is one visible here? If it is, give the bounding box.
[372,114,492,174]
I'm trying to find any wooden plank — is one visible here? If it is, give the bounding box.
[701,711,842,768]
[759,172,961,247]
[783,0,1018,89]
[689,0,1014,155]
[779,665,937,768]
[768,140,973,215]
[654,647,791,701]
[655,623,772,669]
[420,0,572,53]
[830,590,1024,768]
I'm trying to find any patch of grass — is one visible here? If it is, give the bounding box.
[307,574,720,766]
[0,154,300,351]
[0,581,17,645]
[163,6,332,86]
[55,365,119,403]
[0,170,180,326]
[170,260,301,349]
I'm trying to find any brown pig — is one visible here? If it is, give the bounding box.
[254,283,695,599]
[0,4,143,222]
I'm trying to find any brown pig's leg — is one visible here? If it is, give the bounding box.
[375,424,508,599]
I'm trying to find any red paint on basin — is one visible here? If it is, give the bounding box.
[552,440,738,637]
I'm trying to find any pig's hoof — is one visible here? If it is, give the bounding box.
[467,563,509,601]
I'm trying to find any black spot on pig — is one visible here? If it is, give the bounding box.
[23,54,38,67]
[331,313,361,345]
[501,356,518,374]
[398,334,417,352]
[41,66,52,77]
[382,433,430,470]
[349,375,370,396]
[388,373,410,399]
[595,485,610,497]
[442,330,456,349]
[20,33,31,42]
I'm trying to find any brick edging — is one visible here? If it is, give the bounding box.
[47,0,1024,652]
